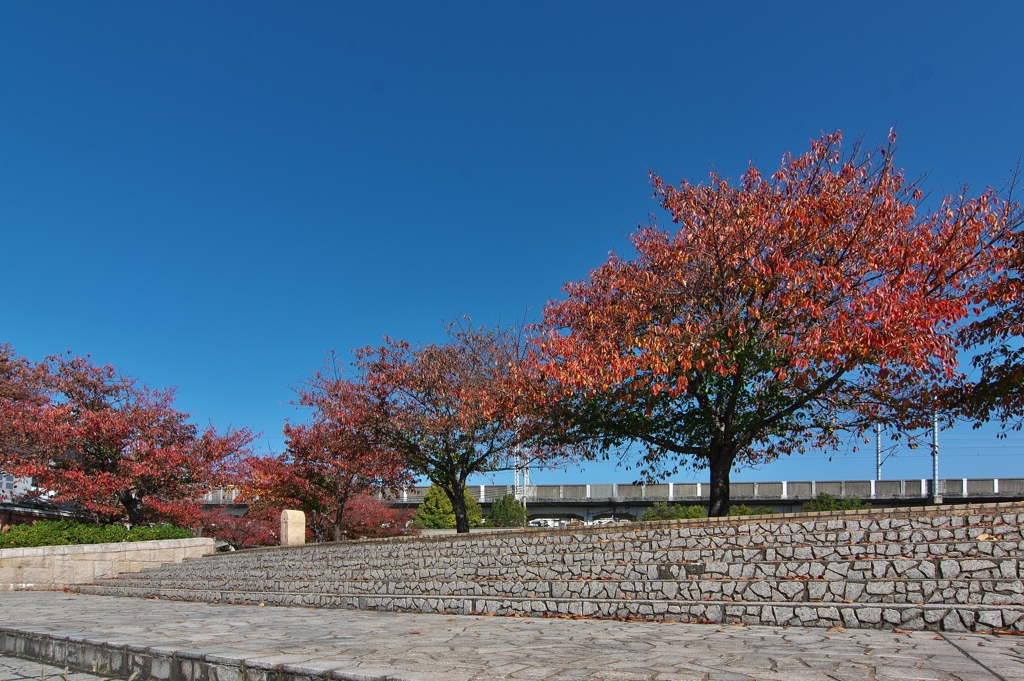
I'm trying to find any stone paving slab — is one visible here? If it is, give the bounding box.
[2,592,1023,681]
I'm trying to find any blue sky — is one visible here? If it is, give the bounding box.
[2,3,1023,488]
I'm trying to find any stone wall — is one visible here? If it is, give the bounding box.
[0,537,215,590]
[77,503,1024,631]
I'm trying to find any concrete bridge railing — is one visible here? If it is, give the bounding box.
[391,477,1024,504]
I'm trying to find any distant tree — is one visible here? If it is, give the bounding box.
[536,131,1015,516]
[487,494,527,527]
[412,484,482,529]
[339,493,417,539]
[280,370,414,541]
[2,351,252,526]
[354,321,576,533]
[199,507,278,550]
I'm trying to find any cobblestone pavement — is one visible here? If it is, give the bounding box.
[0,653,116,681]
[1,592,1023,681]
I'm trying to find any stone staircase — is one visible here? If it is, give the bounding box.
[74,502,1024,633]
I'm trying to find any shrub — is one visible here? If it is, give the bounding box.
[641,502,708,521]
[0,519,192,549]
[728,504,776,516]
[802,493,871,512]
[125,524,194,542]
[339,494,418,539]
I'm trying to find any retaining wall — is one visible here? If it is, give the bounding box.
[0,537,215,590]
[79,503,1024,631]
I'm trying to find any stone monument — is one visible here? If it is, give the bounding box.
[280,509,306,546]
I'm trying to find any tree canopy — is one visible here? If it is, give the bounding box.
[240,367,415,541]
[536,131,1016,515]
[352,321,571,533]
[0,348,252,525]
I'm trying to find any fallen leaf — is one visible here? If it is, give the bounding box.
[827,626,844,632]
[893,628,911,634]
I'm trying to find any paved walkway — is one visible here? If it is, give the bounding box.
[1,592,1022,681]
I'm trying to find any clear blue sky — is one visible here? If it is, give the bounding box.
[2,3,1023,488]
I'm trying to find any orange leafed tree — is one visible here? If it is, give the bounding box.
[238,367,415,542]
[1,349,253,526]
[354,321,575,533]
[537,131,1015,516]
[944,175,1024,431]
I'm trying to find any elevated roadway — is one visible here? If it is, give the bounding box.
[201,477,1024,522]
[388,477,1024,522]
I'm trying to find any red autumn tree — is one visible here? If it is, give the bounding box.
[333,493,416,540]
[944,181,1024,431]
[355,321,571,534]
[0,345,51,482]
[239,371,415,542]
[198,506,279,550]
[3,352,253,526]
[537,131,1015,516]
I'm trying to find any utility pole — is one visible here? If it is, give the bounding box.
[875,423,883,481]
[931,408,942,505]
[513,447,530,520]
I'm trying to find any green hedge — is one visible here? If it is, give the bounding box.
[0,520,193,549]
[801,492,871,512]
[641,502,708,521]
[728,504,776,516]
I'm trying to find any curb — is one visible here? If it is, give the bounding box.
[0,627,397,681]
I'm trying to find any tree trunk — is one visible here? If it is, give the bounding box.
[121,492,145,527]
[707,449,735,517]
[446,484,471,534]
[332,485,349,541]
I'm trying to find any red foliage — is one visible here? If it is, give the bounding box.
[199,506,278,550]
[352,321,576,533]
[338,494,416,539]
[536,131,1015,515]
[237,373,414,542]
[1,350,253,525]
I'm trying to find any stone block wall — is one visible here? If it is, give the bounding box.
[76,503,1024,632]
[0,537,215,590]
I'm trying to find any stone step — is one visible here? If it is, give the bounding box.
[173,504,1024,566]
[84,573,1024,605]
[68,503,1024,634]
[211,520,1022,563]
[127,538,1023,585]
[70,584,1024,633]
[113,555,1024,585]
